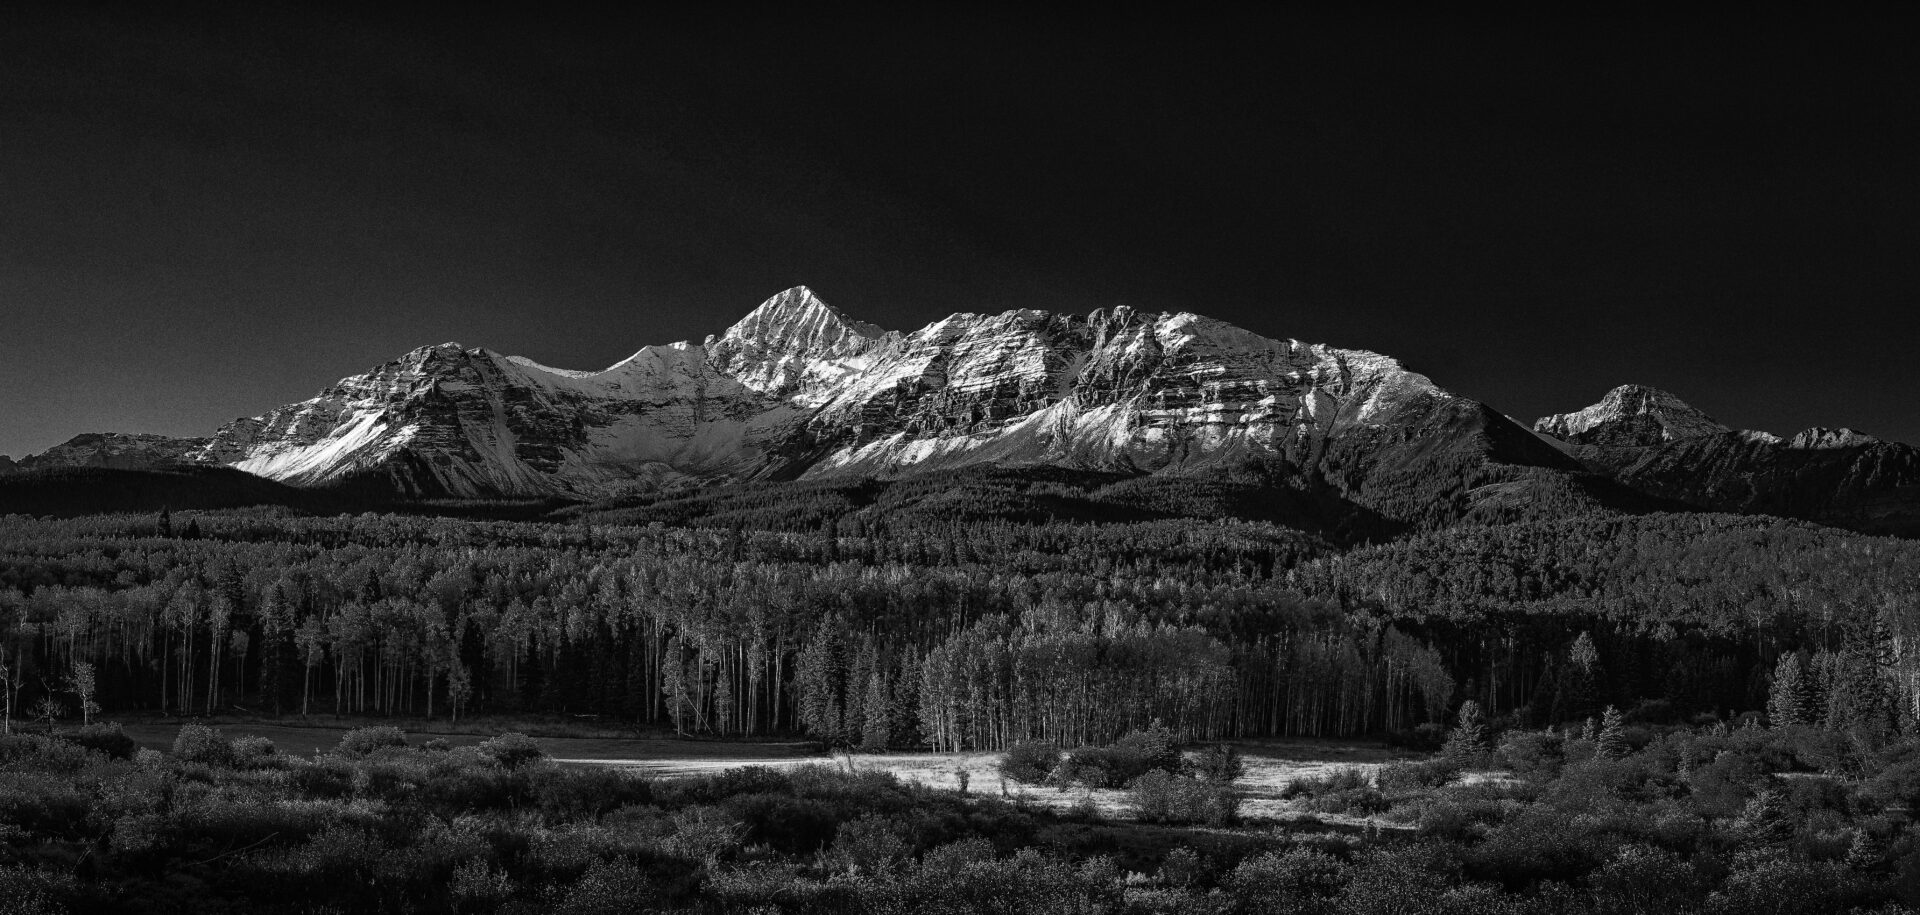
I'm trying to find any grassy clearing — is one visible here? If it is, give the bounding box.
[111,719,1422,826]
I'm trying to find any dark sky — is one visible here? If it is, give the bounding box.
[3,7,1915,459]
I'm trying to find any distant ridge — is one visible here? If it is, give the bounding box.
[8,287,1918,536]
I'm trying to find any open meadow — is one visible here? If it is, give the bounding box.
[115,720,1417,824]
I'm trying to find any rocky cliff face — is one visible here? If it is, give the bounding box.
[22,286,1561,509]
[191,336,801,499]
[20,286,1914,536]
[1534,388,1920,535]
[786,304,1482,479]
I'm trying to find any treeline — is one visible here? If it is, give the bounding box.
[0,509,1425,745]
[1282,512,1920,727]
[3,508,1918,748]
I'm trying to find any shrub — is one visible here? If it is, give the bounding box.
[229,736,279,767]
[1377,758,1460,793]
[1302,788,1389,816]
[0,772,95,838]
[1113,721,1181,772]
[921,837,997,870]
[532,766,652,819]
[335,726,407,757]
[289,756,358,798]
[1466,805,1608,886]
[554,859,654,915]
[1498,729,1567,781]
[1190,744,1246,785]
[1056,726,1182,790]
[1157,846,1205,887]
[1127,770,1240,825]
[171,724,232,766]
[1402,796,1506,841]
[0,864,76,915]
[1280,767,1371,800]
[56,722,139,760]
[825,814,911,874]
[448,859,515,912]
[0,735,95,774]
[420,762,519,811]
[1000,741,1061,785]
[478,732,545,770]
[1388,722,1448,753]
[1228,846,1349,910]
[720,793,842,855]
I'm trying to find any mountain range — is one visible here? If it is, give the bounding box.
[6,286,1917,535]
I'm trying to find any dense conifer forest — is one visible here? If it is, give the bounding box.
[3,504,1918,748]
[7,490,1920,912]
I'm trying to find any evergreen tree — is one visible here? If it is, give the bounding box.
[1731,786,1792,849]
[1766,653,1807,728]
[1828,610,1895,744]
[1442,700,1490,761]
[1596,705,1629,758]
[1845,828,1882,872]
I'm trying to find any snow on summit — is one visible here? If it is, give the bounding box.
[25,287,1524,498]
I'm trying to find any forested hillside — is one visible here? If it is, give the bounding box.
[4,506,1917,748]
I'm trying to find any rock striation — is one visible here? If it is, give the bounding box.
[13,287,1566,511]
[16,287,1916,536]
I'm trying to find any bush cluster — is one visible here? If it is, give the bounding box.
[1125,770,1240,825]
[8,714,1920,913]
[1050,722,1182,789]
[999,741,1061,785]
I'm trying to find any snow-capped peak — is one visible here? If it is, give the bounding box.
[705,286,893,398]
[1788,427,1881,450]
[716,286,883,349]
[1534,384,1731,447]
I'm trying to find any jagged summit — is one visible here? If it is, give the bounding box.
[1534,384,1731,447]
[719,286,883,340]
[20,285,1533,501]
[706,286,894,400]
[1789,427,1882,450]
[15,286,1914,536]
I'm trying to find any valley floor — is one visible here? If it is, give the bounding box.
[115,719,1419,826]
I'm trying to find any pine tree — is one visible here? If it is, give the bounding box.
[1596,705,1629,758]
[1767,653,1807,728]
[1845,828,1882,872]
[1442,700,1490,761]
[795,623,845,745]
[1732,786,1792,849]
[1829,610,1896,743]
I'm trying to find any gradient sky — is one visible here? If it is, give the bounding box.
[2,8,1915,459]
